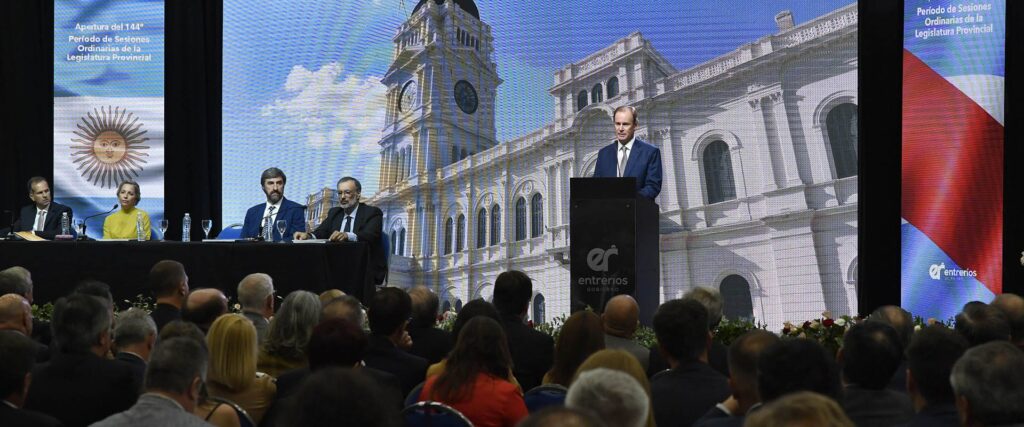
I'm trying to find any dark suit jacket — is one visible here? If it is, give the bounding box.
[650,361,731,427]
[243,310,270,343]
[24,352,140,427]
[260,367,403,427]
[114,352,147,393]
[408,324,453,365]
[501,315,554,392]
[13,202,75,240]
[241,198,306,241]
[148,303,181,334]
[363,335,428,397]
[900,403,959,427]
[841,385,914,427]
[311,203,386,284]
[0,402,63,427]
[592,138,663,200]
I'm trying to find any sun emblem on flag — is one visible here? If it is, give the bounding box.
[70,105,150,188]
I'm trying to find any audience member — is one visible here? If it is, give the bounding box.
[258,290,320,377]
[743,391,854,427]
[869,305,913,391]
[904,325,968,427]
[288,368,402,427]
[990,293,1024,350]
[157,320,206,344]
[206,314,276,424]
[317,289,345,305]
[566,368,649,427]
[425,299,521,388]
[650,299,730,427]
[156,321,240,427]
[320,294,364,325]
[24,293,139,427]
[147,260,189,332]
[955,302,1011,347]
[574,349,654,427]
[544,310,605,387]
[602,295,649,371]
[950,341,1024,426]
[113,307,158,391]
[420,317,528,427]
[364,287,428,396]
[91,337,211,427]
[237,273,274,343]
[838,321,913,427]
[181,288,228,334]
[695,330,781,427]
[518,406,607,427]
[492,270,553,391]
[0,267,51,345]
[407,285,453,364]
[73,280,114,310]
[0,331,61,427]
[757,338,842,402]
[0,293,47,362]
[683,287,730,376]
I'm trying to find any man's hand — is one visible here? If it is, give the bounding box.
[293,231,310,240]
[399,330,413,350]
[328,231,349,242]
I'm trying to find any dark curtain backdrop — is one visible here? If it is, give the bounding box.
[1,0,1020,310]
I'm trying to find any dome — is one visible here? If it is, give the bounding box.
[412,0,480,20]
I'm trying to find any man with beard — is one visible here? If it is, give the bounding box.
[295,177,385,284]
[241,167,306,241]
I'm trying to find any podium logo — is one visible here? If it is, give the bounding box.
[587,245,618,272]
[928,263,945,280]
[928,262,977,281]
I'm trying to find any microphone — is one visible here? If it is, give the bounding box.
[81,203,118,238]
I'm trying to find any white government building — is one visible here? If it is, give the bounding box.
[351,0,857,327]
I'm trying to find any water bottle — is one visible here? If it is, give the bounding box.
[61,212,70,236]
[182,213,191,242]
[136,212,144,241]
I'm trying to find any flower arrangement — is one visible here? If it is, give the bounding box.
[781,311,858,355]
[714,317,769,346]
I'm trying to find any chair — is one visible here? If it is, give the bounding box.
[405,380,425,407]
[216,222,243,240]
[523,384,567,413]
[208,396,256,427]
[403,401,473,427]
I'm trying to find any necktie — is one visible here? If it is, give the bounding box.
[342,215,352,233]
[263,205,275,240]
[35,210,46,231]
[618,145,629,177]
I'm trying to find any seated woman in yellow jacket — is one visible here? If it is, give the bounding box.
[103,180,151,239]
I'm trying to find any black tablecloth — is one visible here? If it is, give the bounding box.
[0,240,374,306]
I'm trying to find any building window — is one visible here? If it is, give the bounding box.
[455,299,464,312]
[390,231,398,255]
[576,90,588,111]
[443,217,453,255]
[460,148,468,160]
[406,147,413,177]
[476,208,487,249]
[530,193,543,238]
[456,214,466,252]
[442,300,452,313]
[720,275,754,320]
[533,293,546,324]
[490,204,501,246]
[591,83,603,103]
[703,140,737,204]
[607,76,619,98]
[515,197,527,241]
[398,228,406,256]
[451,146,458,165]
[826,103,858,179]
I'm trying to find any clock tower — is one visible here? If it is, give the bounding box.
[377,0,501,188]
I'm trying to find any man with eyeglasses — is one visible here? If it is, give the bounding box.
[295,176,386,284]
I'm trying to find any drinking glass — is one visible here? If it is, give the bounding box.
[158,219,169,241]
[201,220,212,240]
[276,220,287,243]
[74,219,85,239]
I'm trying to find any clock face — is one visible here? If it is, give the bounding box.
[399,80,418,113]
[453,80,478,115]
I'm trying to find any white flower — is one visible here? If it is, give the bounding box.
[835,318,846,327]
[914,324,922,331]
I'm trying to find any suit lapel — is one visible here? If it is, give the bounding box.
[624,141,641,177]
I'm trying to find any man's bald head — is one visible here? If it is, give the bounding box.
[0,294,32,336]
[408,285,439,327]
[182,288,228,333]
[992,293,1024,345]
[603,295,639,338]
[870,305,913,349]
[321,295,364,327]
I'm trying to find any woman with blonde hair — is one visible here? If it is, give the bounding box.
[206,314,277,425]
[574,349,656,427]
[102,180,151,239]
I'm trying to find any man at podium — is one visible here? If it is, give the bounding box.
[592,106,662,200]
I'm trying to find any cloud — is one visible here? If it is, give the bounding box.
[261,62,387,157]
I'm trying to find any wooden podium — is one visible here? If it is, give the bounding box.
[570,177,660,325]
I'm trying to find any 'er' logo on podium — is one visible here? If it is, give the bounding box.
[586,245,618,272]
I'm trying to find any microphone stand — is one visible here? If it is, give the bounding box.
[81,203,119,240]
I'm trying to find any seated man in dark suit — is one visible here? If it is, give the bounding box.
[0,294,48,362]
[903,325,968,427]
[241,167,305,242]
[180,288,228,334]
[694,330,780,427]
[682,287,730,377]
[955,302,1011,347]
[294,176,386,284]
[492,270,553,392]
[602,295,649,372]
[112,308,157,391]
[991,293,1024,350]
[147,260,189,333]
[24,293,140,426]
[407,285,452,365]
[650,299,730,427]
[362,287,428,396]
[11,176,75,240]
[950,341,1024,426]
[237,273,275,343]
[868,305,913,391]
[0,266,50,347]
[838,321,914,427]
[0,331,62,427]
